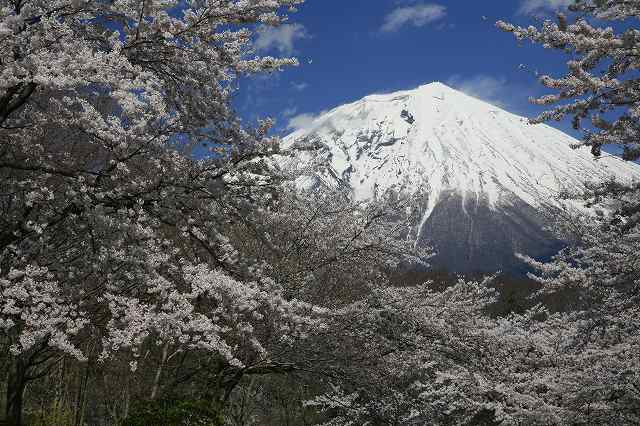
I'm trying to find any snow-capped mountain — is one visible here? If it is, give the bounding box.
[280,82,640,272]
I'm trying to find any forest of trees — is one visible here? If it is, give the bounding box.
[1,0,639,424]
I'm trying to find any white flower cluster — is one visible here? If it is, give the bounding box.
[1,265,88,360]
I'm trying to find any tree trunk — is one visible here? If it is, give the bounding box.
[150,343,169,400]
[209,366,243,416]
[73,363,90,426]
[5,357,27,426]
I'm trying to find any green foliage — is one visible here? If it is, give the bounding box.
[123,399,223,426]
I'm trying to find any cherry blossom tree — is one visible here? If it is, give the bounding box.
[498,0,640,160]
[515,182,640,424]
[495,2,640,423]
[0,0,320,423]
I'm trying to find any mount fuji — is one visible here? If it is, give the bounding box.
[280,82,640,273]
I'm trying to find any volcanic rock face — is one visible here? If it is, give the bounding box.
[280,82,640,272]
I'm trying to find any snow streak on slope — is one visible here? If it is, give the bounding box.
[281,82,640,236]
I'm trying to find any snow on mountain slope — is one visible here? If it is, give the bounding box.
[280,82,640,272]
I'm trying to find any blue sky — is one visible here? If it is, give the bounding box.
[236,0,578,137]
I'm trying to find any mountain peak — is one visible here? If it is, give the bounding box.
[284,83,640,205]
[360,81,464,104]
[417,81,456,92]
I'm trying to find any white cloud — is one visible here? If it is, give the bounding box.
[282,106,298,118]
[254,24,308,55]
[286,110,328,131]
[381,3,446,33]
[518,0,573,15]
[286,113,319,131]
[446,75,509,108]
[292,82,309,91]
